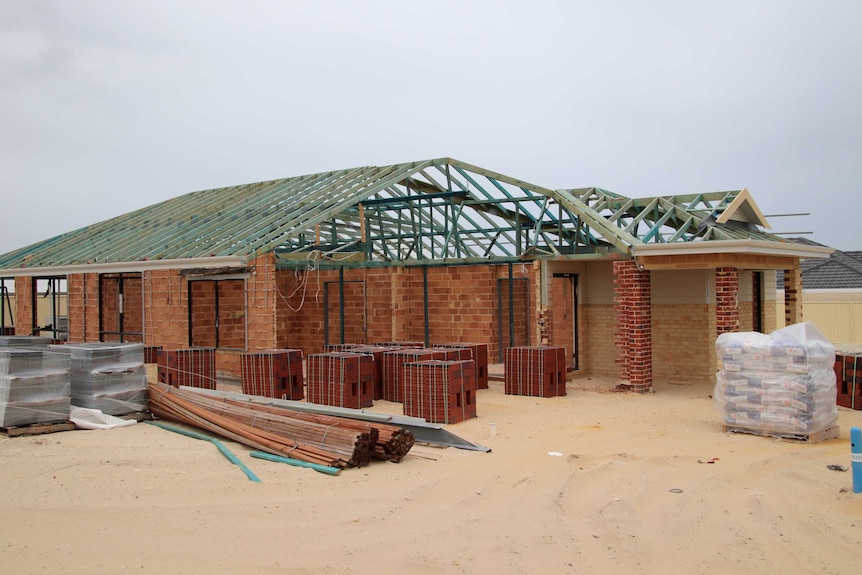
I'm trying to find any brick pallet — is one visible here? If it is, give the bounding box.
[403,359,477,424]
[323,344,361,352]
[349,346,393,400]
[434,343,489,389]
[241,349,304,400]
[835,353,862,410]
[143,345,162,364]
[504,346,567,398]
[381,348,448,402]
[157,348,216,389]
[306,352,374,409]
[373,341,425,348]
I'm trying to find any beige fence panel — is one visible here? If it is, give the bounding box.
[775,300,862,345]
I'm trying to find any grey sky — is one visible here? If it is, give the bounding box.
[1,1,860,255]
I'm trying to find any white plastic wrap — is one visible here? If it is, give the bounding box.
[48,343,148,416]
[713,322,838,435]
[0,348,71,427]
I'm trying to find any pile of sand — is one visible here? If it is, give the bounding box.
[1,376,860,574]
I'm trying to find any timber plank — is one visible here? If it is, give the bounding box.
[1,421,76,437]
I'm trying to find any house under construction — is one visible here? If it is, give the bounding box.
[0,158,831,391]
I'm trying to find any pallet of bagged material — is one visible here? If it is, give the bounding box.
[721,424,839,444]
[1,420,76,437]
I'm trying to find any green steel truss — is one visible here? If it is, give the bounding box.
[0,158,779,272]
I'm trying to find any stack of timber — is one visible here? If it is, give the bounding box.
[148,382,414,468]
[216,397,415,463]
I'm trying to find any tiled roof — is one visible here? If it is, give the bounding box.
[781,238,862,289]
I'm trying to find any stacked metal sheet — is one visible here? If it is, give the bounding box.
[49,343,147,416]
[0,348,70,428]
[0,336,53,348]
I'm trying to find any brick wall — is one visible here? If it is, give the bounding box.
[276,263,530,363]
[13,276,33,336]
[580,304,617,377]
[652,304,715,385]
[123,275,144,342]
[67,273,100,342]
[549,275,574,366]
[142,269,189,350]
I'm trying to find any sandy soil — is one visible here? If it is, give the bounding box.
[1,374,861,575]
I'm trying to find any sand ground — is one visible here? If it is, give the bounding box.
[1,374,861,575]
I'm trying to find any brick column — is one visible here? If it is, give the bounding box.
[783,265,803,325]
[14,276,34,336]
[613,260,652,393]
[715,267,739,335]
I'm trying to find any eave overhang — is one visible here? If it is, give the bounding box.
[0,256,248,277]
[631,240,833,260]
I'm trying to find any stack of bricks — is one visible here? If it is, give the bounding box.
[143,346,162,364]
[504,346,567,398]
[323,344,360,352]
[835,353,862,410]
[157,348,216,389]
[381,348,449,402]
[306,352,374,409]
[403,359,477,424]
[373,341,425,348]
[241,349,304,400]
[434,343,489,389]
[349,345,392,400]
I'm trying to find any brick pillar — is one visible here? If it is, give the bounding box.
[14,276,34,336]
[613,260,652,393]
[715,267,740,335]
[783,265,803,326]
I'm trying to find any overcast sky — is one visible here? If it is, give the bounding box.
[1,1,860,256]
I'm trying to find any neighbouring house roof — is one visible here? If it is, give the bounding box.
[0,157,824,276]
[779,238,862,290]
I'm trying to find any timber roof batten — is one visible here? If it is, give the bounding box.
[0,158,826,276]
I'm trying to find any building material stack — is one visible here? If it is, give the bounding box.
[0,348,70,428]
[0,336,53,348]
[714,322,839,438]
[834,352,861,410]
[143,345,162,364]
[306,352,374,408]
[157,348,216,389]
[435,343,489,389]
[323,344,360,352]
[381,348,448,402]
[349,345,392,400]
[148,381,415,468]
[504,346,567,398]
[241,349,304,400]
[50,342,147,416]
[403,359,477,424]
[373,341,425,348]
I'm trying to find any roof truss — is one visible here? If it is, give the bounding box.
[0,157,780,273]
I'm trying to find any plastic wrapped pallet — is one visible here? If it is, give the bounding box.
[0,336,53,348]
[0,348,70,427]
[49,343,147,416]
[714,322,838,435]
